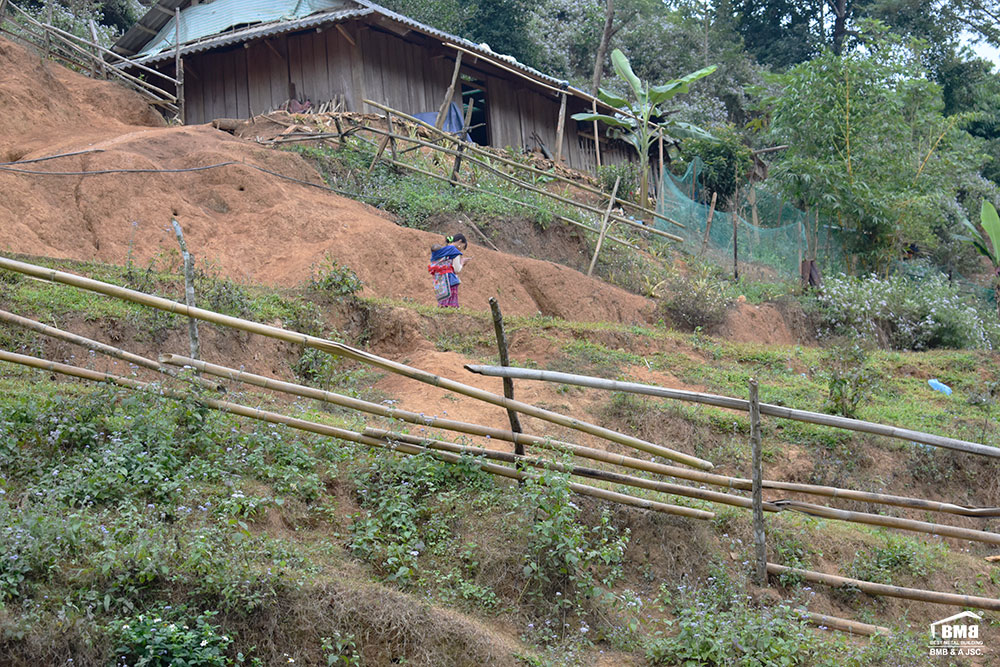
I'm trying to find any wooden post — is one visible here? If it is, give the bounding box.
[749,378,766,586]
[555,92,567,164]
[733,209,739,281]
[488,298,524,458]
[450,100,475,184]
[592,98,602,169]
[698,191,717,256]
[657,128,664,205]
[0,0,7,22]
[436,52,462,130]
[170,219,200,362]
[174,9,185,124]
[88,19,100,77]
[386,111,398,162]
[45,0,52,59]
[797,220,804,280]
[333,116,345,146]
[588,176,620,277]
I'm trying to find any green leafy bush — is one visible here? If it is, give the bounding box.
[847,534,942,585]
[597,163,640,202]
[309,254,363,297]
[647,571,814,666]
[110,610,232,666]
[658,273,731,331]
[822,343,881,418]
[519,471,630,615]
[814,272,998,350]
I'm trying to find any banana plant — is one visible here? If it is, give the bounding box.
[960,200,1000,319]
[572,49,716,207]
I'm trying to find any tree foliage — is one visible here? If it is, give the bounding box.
[760,24,987,271]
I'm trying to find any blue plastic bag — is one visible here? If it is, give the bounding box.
[928,379,952,395]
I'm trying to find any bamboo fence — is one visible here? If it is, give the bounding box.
[767,563,1000,612]
[465,365,1000,459]
[0,348,712,521]
[0,256,714,470]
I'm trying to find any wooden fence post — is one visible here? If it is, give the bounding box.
[698,191,717,257]
[750,378,766,586]
[171,219,200,362]
[488,298,524,460]
[587,176,620,277]
[592,98,602,169]
[45,0,52,59]
[174,9,185,124]
[555,92,567,164]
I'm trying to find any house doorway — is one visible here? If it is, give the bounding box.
[460,76,489,146]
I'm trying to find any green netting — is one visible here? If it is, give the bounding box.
[654,158,847,280]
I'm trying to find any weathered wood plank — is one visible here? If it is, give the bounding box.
[233,46,249,118]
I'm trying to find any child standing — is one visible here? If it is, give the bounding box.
[428,233,469,308]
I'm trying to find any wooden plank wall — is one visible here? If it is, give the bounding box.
[177,21,639,181]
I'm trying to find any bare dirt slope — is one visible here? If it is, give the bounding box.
[0,37,651,323]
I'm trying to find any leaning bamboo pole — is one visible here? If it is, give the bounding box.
[160,354,1000,518]
[365,427,765,512]
[0,348,712,520]
[0,257,714,470]
[357,121,684,242]
[465,365,1000,459]
[362,99,685,230]
[769,500,1000,546]
[0,309,221,391]
[800,612,889,636]
[767,563,1000,612]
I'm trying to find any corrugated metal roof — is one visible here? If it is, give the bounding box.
[118,0,598,105]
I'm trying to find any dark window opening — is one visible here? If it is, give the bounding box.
[460,81,489,146]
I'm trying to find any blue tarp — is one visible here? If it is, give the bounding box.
[414,102,466,136]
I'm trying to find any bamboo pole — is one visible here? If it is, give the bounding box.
[357,120,685,240]
[770,499,1000,546]
[362,99,672,225]
[587,175,619,277]
[44,0,51,59]
[750,379,766,586]
[0,309,220,391]
[800,612,889,636]
[0,348,710,521]
[488,298,523,457]
[698,191,717,257]
[88,18,100,77]
[436,52,462,130]
[116,355,1000,518]
[767,563,1000,612]
[449,101,475,184]
[592,98,602,169]
[366,427,748,514]
[464,366,1000,460]
[0,257,714,470]
[555,92,567,164]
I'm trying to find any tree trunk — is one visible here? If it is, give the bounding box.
[591,0,615,95]
[830,0,848,55]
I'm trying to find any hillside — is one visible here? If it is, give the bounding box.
[1,36,999,667]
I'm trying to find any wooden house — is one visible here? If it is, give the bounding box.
[113,0,636,174]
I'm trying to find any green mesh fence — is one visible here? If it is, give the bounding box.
[655,158,848,280]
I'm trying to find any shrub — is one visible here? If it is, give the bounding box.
[813,272,998,350]
[658,273,730,331]
[597,163,640,202]
[519,471,630,616]
[109,609,232,667]
[309,254,363,297]
[822,343,881,418]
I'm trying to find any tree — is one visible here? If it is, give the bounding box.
[571,48,716,206]
[760,24,987,272]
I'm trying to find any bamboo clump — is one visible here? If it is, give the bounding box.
[0,348,712,521]
[0,256,714,470]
